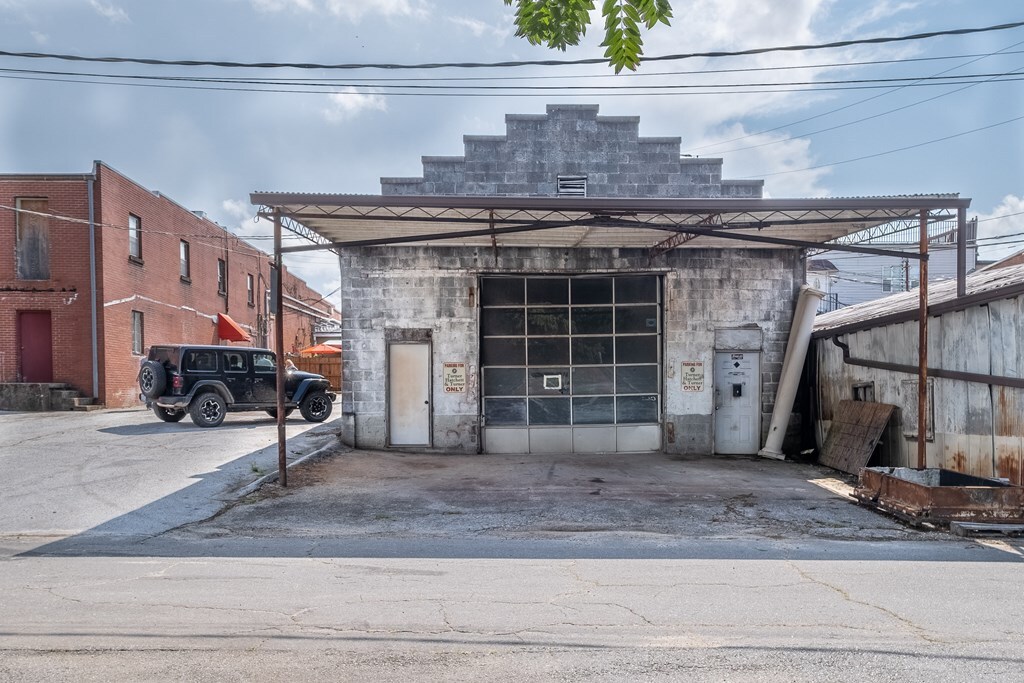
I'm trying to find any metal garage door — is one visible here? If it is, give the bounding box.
[481,275,662,454]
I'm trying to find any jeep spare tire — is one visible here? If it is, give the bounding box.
[139,360,166,399]
[299,390,332,423]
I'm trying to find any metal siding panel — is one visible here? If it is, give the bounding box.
[617,425,662,452]
[484,428,530,454]
[572,426,617,453]
[529,427,573,454]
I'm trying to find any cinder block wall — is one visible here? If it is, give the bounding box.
[339,246,802,454]
[381,104,763,199]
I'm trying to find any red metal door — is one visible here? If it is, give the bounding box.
[18,311,53,382]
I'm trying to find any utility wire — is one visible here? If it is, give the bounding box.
[699,42,1024,156]
[4,49,1024,84]
[3,71,1023,97]
[1,66,1021,91]
[749,113,1024,178]
[0,21,1021,71]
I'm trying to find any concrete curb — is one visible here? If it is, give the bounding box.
[234,441,349,498]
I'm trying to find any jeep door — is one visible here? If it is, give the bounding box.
[221,350,254,403]
[252,351,278,403]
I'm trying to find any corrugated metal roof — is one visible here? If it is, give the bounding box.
[813,263,1024,335]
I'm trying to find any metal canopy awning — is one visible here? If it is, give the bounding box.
[249,193,971,259]
[250,190,973,483]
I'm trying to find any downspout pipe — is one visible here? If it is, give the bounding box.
[87,173,99,399]
[759,284,825,460]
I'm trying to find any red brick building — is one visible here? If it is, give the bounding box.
[1,162,338,408]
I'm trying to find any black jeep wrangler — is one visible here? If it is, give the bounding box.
[138,344,335,428]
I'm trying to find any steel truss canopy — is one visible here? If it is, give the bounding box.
[250,193,971,259]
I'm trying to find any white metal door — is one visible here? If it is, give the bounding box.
[388,343,431,446]
[714,352,760,454]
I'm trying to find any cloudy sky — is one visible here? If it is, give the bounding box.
[1,0,1022,302]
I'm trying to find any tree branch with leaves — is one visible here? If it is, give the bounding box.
[503,0,673,72]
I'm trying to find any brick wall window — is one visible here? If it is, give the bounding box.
[217,258,227,295]
[247,273,255,306]
[16,198,50,280]
[131,310,144,355]
[128,213,142,260]
[180,240,190,280]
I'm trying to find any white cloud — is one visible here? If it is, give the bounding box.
[30,30,48,45]
[690,124,831,198]
[250,0,429,21]
[89,0,129,23]
[842,1,921,35]
[322,89,387,123]
[250,0,314,12]
[976,195,1024,261]
[324,0,429,22]
[448,16,511,40]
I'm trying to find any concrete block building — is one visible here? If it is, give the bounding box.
[253,104,970,456]
[1,162,337,409]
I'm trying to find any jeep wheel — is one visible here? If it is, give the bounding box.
[152,405,186,423]
[265,407,295,419]
[189,392,226,428]
[139,360,166,399]
[299,390,332,423]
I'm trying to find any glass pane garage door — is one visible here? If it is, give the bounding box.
[481,275,662,454]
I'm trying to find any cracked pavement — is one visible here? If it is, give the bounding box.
[2,416,1023,680]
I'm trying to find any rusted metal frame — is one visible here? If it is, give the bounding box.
[603,218,933,258]
[831,212,958,245]
[273,209,287,488]
[957,206,968,297]
[254,207,335,250]
[918,209,929,470]
[273,211,590,229]
[650,213,723,255]
[830,336,1024,389]
[281,216,602,252]
[276,215,602,252]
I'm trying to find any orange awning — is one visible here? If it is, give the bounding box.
[217,313,251,342]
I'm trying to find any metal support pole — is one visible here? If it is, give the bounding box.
[956,206,967,298]
[918,210,929,469]
[274,209,287,487]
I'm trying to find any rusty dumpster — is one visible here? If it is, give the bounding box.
[855,467,1024,526]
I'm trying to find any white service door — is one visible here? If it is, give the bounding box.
[714,352,760,455]
[388,343,431,445]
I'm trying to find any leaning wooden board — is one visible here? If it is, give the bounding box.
[819,400,897,474]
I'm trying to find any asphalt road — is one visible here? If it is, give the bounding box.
[1,412,1022,681]
[0,407,340,541]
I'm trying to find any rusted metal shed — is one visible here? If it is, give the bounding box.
[812,264,1024,485]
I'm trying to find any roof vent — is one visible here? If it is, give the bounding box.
[556,175,587,197]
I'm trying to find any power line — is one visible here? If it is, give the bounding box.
[3,65,1022,92]
[0,21,1021,71]
[695,40,1024,156]
[4,70,1023,97]
[748,112,1024,178]
[5,49,1024,84]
